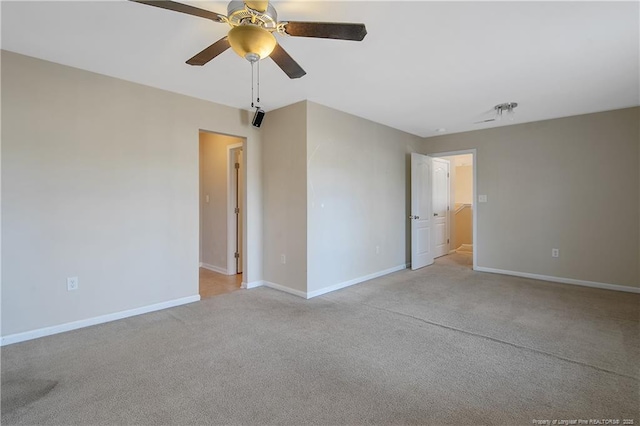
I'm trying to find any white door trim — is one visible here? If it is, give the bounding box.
[430,149,478,270]
[227,143,243,276]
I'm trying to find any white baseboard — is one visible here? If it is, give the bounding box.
[200,263,228,275]
[241,280,306,297]
[246,265,408,299]
[474,266,640,294]
[242,280,264,289]
[0,295,201,347]
[262,281,308,299]
[307,263,408,299]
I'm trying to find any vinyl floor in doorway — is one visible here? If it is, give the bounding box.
[199,268,242,299]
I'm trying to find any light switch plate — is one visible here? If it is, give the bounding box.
[479,195,488,203]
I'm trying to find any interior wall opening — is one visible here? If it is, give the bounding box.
[436,152,475,268]
[198,131,245,299]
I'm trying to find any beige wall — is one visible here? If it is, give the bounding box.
[4,49,637,342]
[422,107,640,288]
[453,206,473,249]
[1,51,263,336]
[260,101,421,295]
[455,165,473,205]
[306,102,421,294]
[441,155,474,253]
[261,101,308,293]
[199,132,243,271]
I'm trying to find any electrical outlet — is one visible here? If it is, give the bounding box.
[281,254,286,264]
[376,246,380,254]
[552,248,559,258]
[67,276,79,291]
[479,195,488,203]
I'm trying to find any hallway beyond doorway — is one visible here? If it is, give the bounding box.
[433,150,476,268]
[435,252,473,269]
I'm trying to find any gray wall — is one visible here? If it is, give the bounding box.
[422,107,639,288]
[306,102,421,293]
[1,51,263,336]
[260,101,308,293]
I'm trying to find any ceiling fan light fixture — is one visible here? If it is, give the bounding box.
[228,25,277,62]
[494,102,518,121]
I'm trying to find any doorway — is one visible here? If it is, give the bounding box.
[199,131,245,298]
[410,150,477,271]
[434,150,476,269]
[228,145,243,275]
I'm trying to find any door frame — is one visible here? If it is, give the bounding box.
[430,149,478,270]
[227,142,244,275]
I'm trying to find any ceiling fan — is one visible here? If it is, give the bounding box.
[130,0,368,79]
[474,102,518,124]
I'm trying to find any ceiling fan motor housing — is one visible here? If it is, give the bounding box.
[227,0,278,30]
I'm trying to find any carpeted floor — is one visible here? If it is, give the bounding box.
[2,254,639,425]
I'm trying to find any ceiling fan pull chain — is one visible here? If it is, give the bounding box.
[257,59,261,104]
[251,60,255,108]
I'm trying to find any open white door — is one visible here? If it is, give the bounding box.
[236,149,244,274]
[432,158,450,258]
[227,143,243,275]
[411,153,434,270]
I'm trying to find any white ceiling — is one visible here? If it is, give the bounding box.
[2,1,639,137]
